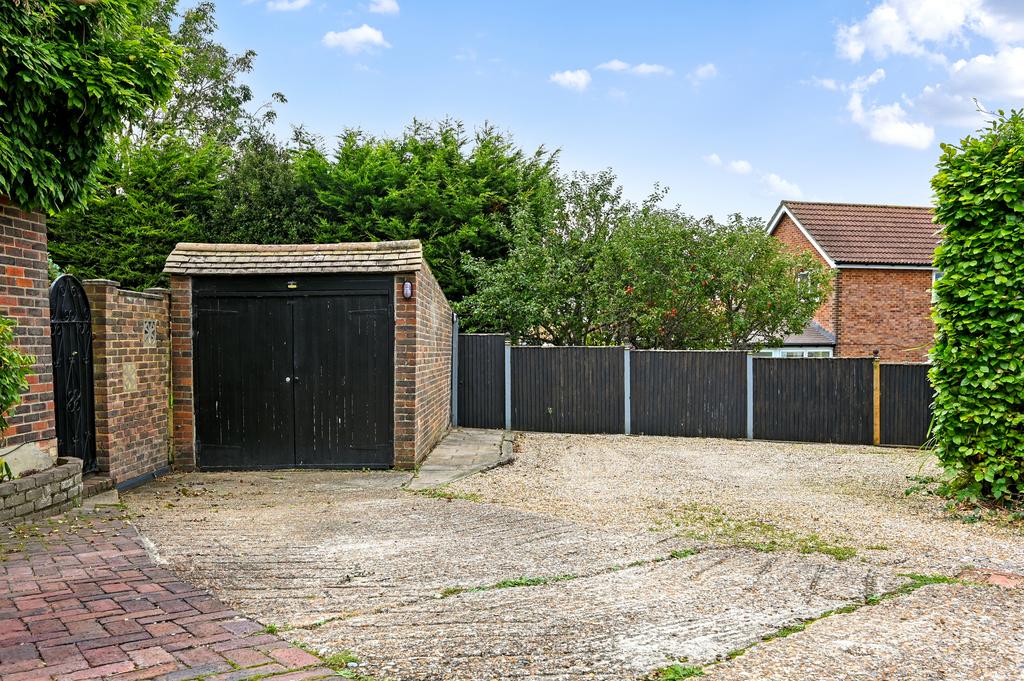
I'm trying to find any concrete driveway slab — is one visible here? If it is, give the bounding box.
[296,549,907,680]
[126,472,674,629]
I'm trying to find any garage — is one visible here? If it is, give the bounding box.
[164,240,454,471]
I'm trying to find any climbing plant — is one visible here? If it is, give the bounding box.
[0,0,179,211]
[0,316,34,444]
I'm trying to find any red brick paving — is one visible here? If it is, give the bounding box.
[0,512,339,680]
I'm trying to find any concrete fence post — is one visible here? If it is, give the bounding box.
[623,347,631,435]
[504,340,512,431]
[451,313,458,428]
[746,354,754,440]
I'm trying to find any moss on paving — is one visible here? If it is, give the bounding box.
[406,486,483,502]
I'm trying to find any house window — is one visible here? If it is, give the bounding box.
[931,269,943,303]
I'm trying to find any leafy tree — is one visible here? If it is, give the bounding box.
[458,170,639,344]
[297,119,559,300]
[205,130,323,244]
[700,216,832,349]
[0,0,179,211]
[131,0,284,146]
[930,110,1024,503]
[462,171,831,350]
[48,135,228,289]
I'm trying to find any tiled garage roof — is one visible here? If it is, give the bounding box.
[164,240,423,275]
[773,201,941,266]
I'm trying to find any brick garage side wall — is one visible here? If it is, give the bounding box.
[393,275,416,467]
[413,264,452,463]
[169,275,196,470]
[84,280,170,485]
[772,213,837,334]
[0,197,56,452]
[835,268,934,361]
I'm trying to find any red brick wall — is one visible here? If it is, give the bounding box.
[85,280,170,484]
[393,275,416,467]
[0,197,56,451]
[413,264,452,463]
[772,213,837,334]
[169,275,196,470]
[835,268,934,361]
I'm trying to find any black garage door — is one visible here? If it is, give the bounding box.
[193,275,394,469]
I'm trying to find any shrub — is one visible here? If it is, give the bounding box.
[930,110,1024,502]
[0,316,34,440]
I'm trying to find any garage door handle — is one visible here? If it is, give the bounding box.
[284,376,292,383]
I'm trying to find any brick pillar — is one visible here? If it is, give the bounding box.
[393,275,417,468]
[0,197,56,451]
[169,275,195,470]
[83,279,118,475]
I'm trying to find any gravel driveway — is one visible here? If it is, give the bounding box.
[123,433,1024,680]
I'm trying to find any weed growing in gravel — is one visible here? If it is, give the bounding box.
[407,487,482,502]
[650,663,704,679]
[441,574,576,597]
[656,503,856,560]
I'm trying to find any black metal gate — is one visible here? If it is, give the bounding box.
[192,275,395,470]
[48,275,97,472]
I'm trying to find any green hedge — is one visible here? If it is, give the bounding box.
[931,111,1024,502]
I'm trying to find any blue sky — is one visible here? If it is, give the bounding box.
[215,0,1024,220]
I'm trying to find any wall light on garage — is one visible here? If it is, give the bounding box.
[402,281,413,299]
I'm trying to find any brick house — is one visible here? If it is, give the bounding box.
[164,240,453,471]
[767,201,942,362]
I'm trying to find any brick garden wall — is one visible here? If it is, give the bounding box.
[84,280,171,485]
[835,268,934,361]
[413,264,453,463]
[0,197,56,454]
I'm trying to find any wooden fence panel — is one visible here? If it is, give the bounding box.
[754,358,873,444]
[631,351,746,438]
[456,334,505,429]
[511,346,624,433]
[880,363,932,447]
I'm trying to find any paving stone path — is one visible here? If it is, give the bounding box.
[0,511,348,681]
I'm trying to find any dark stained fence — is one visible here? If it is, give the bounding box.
[880,363,933,446]
[754,357,874,444]
[512,346,624,433]
[631,351,746,438]
[456,334,505,428]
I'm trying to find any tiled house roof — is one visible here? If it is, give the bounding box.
[164,241,423,275]
[771,201,941,266]
[782,320,836,347]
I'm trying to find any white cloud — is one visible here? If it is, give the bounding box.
[368,0,399,14]
[323,25,391,54]
[687,62,717,85]
[836,0,1024,64]
[948,46,1024,98]
[729,160,753,175]
[705,154,803,197]
[597,59,630,72]
[632,63,674,76]
[763,173,803,198]
[847,92,935,149]
[549,69,591,92]
[810,68,887,93]
[267,0,310,10]
[596,60,674,76]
